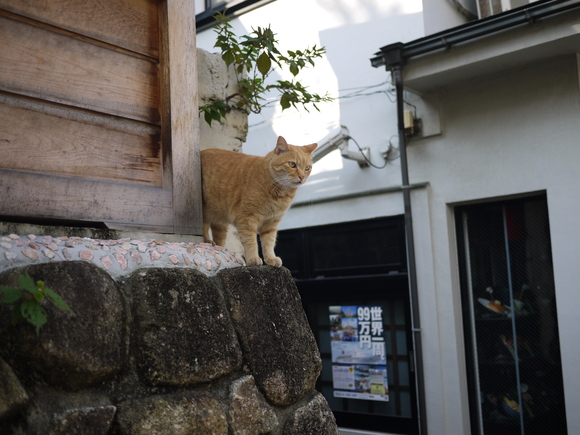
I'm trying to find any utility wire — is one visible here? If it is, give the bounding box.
[347,135,389,169]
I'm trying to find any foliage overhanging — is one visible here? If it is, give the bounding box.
[199,12,333,126]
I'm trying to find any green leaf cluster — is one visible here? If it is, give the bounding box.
[0,273,73,334]
[199,12,333,125]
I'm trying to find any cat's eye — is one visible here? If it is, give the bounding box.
[305,165,311,171]
[288,161,297,168]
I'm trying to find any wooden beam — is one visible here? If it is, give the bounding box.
[158,3,173,192]
[0,169,173,231]
[160,0,203,235]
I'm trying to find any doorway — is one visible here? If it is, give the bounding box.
[456,195,567,435]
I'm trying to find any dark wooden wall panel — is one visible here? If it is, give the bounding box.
[0,0,159,58]
[0,15,160,123]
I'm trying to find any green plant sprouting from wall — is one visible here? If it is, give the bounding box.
[199,12,333,125]
[0,273,73,334]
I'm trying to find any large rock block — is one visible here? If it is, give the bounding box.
[0,356,29,420]
[0,262,127,390]
[129,268,242,386]
[48,406,116,435]
[24,389,114,435]
[116,392,228,435]
[283,392,340,435]
[229,375,278,435]
[215,266,322,406]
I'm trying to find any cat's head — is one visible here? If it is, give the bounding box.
[267,136,317,188]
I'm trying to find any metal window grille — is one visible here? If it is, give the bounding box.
[456,195,567,435]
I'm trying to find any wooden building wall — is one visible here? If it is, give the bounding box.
[0,0,202,235]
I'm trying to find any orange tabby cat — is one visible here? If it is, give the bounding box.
[201,136,317,266]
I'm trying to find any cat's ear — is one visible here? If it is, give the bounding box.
[303,143,318,154]
[275,136,290,155]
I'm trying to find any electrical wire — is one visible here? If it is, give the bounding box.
[403,94,418,119]
[346,135,389,169]
[338,80,396,103]
[248,79,397,127]
[337,80,390,92]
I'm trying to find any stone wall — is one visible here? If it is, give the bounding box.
[0,248,339,434]
[198,48,248,154]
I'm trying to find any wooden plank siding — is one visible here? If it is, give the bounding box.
[0,0,159,58]
[0,0,202,236]
[0,94,162,187]
[0,169,173,233]
[0,14,160,124]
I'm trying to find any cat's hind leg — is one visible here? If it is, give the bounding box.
[203,222,213,244]
[210,224,228,247]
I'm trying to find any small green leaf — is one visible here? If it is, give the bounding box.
[280,93,291,110]
[43,287,73,313]
[204,110,213,125]
[289,63,299,76]
[20,300,47,334]
[0,286,22,303]
[19,273,38,295]
[257,51,271,76]
[222,51,235,66]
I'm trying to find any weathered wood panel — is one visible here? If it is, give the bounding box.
[161,0,203,235]
[0,169,173,232]
[0,94,162,187]
[0,15,160,123]
[0,0,202,236]
[0,0,159,58]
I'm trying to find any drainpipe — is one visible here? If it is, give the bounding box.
[380,43,428,435]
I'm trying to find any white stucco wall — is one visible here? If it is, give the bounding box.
[422,0,476,35]
[408,55,580,434]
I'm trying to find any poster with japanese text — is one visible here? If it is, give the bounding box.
[329,305,389,402]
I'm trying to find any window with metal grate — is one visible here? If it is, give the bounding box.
[276,216,406,280]
[456,194,567,435]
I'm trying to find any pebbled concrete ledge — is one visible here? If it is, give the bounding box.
[0,234,244,279]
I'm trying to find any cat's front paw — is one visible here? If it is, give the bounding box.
[245,256,263,266]
[265,256,283,267]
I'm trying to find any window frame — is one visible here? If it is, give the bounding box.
[195,0,275,31]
